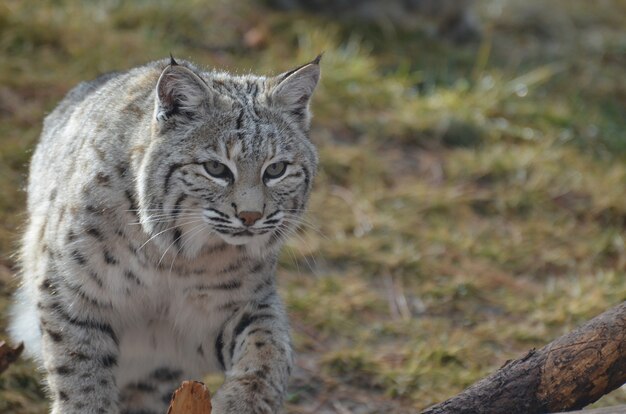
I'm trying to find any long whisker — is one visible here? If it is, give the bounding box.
[168,222,210,274]
[127,214,205,226]
[133,212,204,219]
[126,208,202,212]
[274,225,311,266]
[130,210,204,218]
[156,219,207,269]
[274,226,301,275]
[136,223,182,252]
[279,224,319,274]
[281,217,328,242]
[280,211,323,228]
[136,218,205,252]
[281,217,328,240]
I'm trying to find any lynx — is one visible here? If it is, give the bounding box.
[10,55,321,414]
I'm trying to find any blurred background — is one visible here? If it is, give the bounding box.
[0,0,625,412]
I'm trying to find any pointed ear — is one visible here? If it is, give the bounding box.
[270,55,321,126]
[155,63,212,122]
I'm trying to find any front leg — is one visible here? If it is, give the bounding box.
[38,274,120,414]
[213,293,293,414]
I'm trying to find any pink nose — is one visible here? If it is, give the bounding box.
[238,211,262,226]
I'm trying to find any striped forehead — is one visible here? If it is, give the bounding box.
[209,75,265,108]
[204,75,297,159]
[222,115,279,162]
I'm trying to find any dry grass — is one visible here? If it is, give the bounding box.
[0,0,625,412]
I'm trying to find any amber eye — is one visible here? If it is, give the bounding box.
[204,161,232,180]
[264,162,287,180]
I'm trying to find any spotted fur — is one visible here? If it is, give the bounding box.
[9,55,321,414]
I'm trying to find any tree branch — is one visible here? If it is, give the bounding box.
[422,301,626,414]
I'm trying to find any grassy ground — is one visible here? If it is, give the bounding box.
[1,0,625,412]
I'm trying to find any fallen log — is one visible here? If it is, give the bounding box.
[167,381,212,414]
[422,301,626,414]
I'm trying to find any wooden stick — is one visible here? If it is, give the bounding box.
[166,381,212,414]
[422,301,626,414]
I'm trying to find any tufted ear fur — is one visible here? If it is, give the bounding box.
[155,59,213,122]
[270,55,321,126]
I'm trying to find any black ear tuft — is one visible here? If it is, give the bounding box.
[312,53,323,65]
[169,53,178,66]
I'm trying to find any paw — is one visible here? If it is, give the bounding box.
[211,379,277,414]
